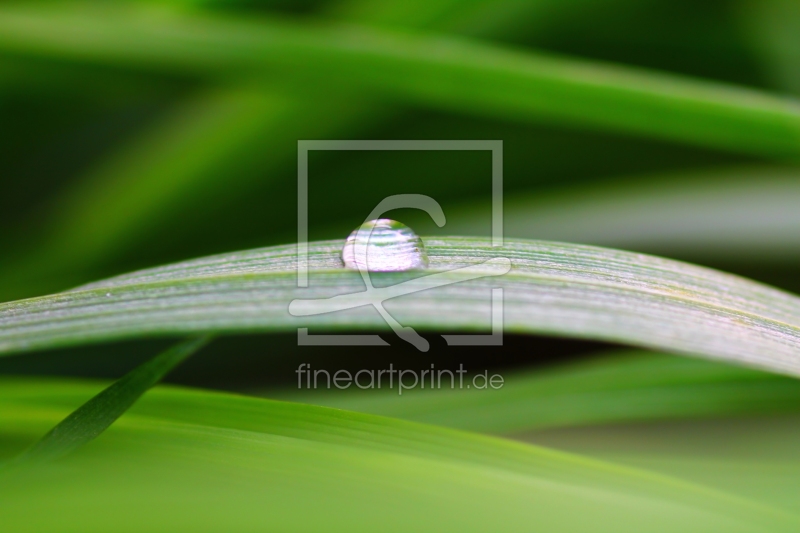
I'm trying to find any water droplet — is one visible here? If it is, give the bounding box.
[342,219,428,272]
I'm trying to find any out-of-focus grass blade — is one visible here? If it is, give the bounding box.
[323,0,537,35]
[739,0,800,94]
[442,165,800,262]
[0,4,798,157]
[524,413,800,515]
[0,86,377,300]
[0,0,508,300]
[12,336,209,464]
[0,378,795,531]
[31,88,284,267]
[1,238,800,376]
[269,350,800,434]
[0,57,172,103]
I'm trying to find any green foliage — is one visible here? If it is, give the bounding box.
[2,0,800,530]
[1,378,797,532]
[0,3,798,157]
[12,337,209,464]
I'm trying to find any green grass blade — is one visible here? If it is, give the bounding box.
[0,378,795,531]
[1,238,800,375]
[0,3,799,157]
[269,350,800,433]
[12,336,210,463]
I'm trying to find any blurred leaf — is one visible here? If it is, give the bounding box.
[525,414,800,514]
[0,238,799,376]
[0,3,798,157]
[0,57,176,102]
[0,85,377,300]
[0,0,510,299]
[0,378,795,531]
[440,165,800,263]
[738,0,800,94]
[13,336,209,464]
[270,350,800,433]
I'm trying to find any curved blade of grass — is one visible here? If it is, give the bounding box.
[0,4,799,157]
[0,238,800,376]
[0,378,795,531]
[269,349,800,434]
[443,165,800,262]
[12,336,210,464]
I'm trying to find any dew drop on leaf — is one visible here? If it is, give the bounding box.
[341,219,428,272]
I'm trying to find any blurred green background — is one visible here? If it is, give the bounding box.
[1,0,799,388]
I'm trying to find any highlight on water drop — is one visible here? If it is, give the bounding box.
[341,219,428,272]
